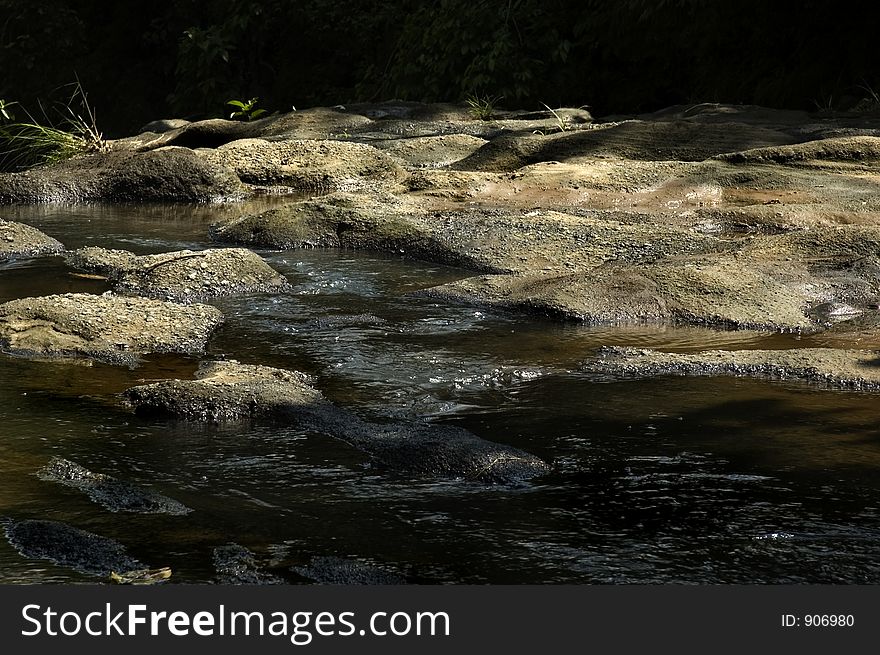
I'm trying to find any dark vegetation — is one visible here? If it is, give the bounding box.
[0,0,877,136]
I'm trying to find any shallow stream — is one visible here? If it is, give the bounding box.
[2,202,880,583]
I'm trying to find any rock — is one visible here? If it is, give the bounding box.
[123,360,323,421]
[583,346,880,390]
[213,543,285,585]
[123,360,549,483]
[452,120,799,172]
[0,219,64,260]
[66,246,289,303]
[372,134,488,168]
[4,519,146,577]
[0,147,245,202]
[199,138,406,191]
[38,457,191,515]
[210,192,502,271]
[0,292,223,365]
[137,118,191,134]
[291,556,405,585]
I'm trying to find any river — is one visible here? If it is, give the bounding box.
[2,202,880,583]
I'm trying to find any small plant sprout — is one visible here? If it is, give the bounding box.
[0,99,18,122]
[541,102,571,132]
[227,97,267,121]
[465,93,503,121]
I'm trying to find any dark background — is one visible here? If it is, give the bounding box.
[1,0,877,136]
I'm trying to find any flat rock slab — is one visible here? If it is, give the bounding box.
[584,346,880,390]
[200,138,406,191]
[0,219,64,260]
[38,457,191,515]
[66,246,289,303]
[4,519,145,577]
[0,292,223,365]
[124,360,323,421]
[124,360,549,483]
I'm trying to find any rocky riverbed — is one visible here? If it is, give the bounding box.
[3,101,880,583]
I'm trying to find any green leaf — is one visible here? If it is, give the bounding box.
[226,100,246,108]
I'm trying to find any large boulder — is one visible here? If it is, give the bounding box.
[199,138,406,191]
[0,218,64,260]
[123,360,323,421]
[0,293,223,365]
[0,147,245,202]
[66,246,289,303]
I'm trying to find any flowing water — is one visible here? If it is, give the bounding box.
[2,202,880,584]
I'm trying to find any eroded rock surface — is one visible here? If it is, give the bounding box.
[0,293,223,364]
[584,346,880,389]
[0,219,64,260]
[123,360,323,421]
[38,457,191,515]
[124,360,549,483]
[0,147,245,203]
[66,246,288,302]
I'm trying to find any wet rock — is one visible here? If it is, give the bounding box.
[4,519,145,577]
[292,556,405,585]
[66,246,289,303]
[211,192,503,271]
[0,292,223,365]
[0,219,64,260]
[38,457,191,515]
[124,360,549,483]
[213,543,285,585]
[344,420,550,483]
[583,346,880,390]
[0,147,245,203]
[199,138,406,191]
[123,360,323,421]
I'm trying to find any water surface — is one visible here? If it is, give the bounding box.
[2,202,880,584]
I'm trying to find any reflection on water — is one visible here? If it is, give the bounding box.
[1,203,880,583]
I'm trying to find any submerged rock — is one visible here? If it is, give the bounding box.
[0,219,64,261]
[292,556,405,585]
[4,519,146,577]
[0,292,223,365]
[213,543,285,585]
[124,360,549,483]
[66,246,289,303]
[38,457,191,515]
[584,346,880,390]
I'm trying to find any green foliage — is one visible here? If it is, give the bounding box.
[0,82,105,172]
[226,97,267,121]
[465,93,503,121]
